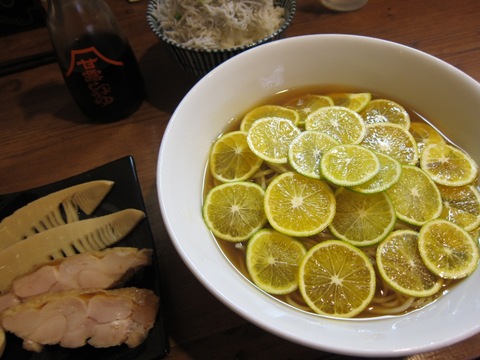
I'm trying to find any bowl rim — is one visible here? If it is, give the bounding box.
[157,33,480,357]
[146,0,297,54]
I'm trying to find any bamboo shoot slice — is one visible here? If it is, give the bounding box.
[0,208,145,292]
[0,180,114,250]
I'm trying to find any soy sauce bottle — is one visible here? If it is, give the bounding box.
[46,0,145,122]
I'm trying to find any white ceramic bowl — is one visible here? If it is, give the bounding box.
[157,34,480,357]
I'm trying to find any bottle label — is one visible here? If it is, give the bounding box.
[65,47,124,107]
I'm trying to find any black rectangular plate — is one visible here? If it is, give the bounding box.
[0,156,169,360]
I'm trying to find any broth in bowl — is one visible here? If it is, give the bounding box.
[202,87,480,319]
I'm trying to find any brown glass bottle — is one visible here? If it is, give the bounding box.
[46,0,145,122]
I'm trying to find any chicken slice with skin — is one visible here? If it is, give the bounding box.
[1,288,159,351]
[0,247,152,313]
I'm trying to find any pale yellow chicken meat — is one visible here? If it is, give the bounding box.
[0,247,152,313]
[1,288,159,351]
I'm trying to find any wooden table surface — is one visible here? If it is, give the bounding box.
[1,0,480,359]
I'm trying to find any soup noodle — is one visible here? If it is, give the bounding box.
[203,87,478,318]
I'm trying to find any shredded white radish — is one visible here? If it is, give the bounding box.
[152,0,286,50]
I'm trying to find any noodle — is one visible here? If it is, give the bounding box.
[369,297,415,315]
[152,0,285,49]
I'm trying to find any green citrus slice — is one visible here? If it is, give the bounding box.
[264,172,336,237]
[305,106,366,144]
[320,144,380,187]
[376,230,443,297]
[240,105,300,132]
[327,92,372,112]
[409,122,446,155]
[283,94,334,126]
[361,123,419,165]
[203,182,267,242]
[209,131,263,182]
[350,152,402,194]
[420,143,478,187]
[360,99,410,129]
[246,228,306,295]
[299,240,376,318]
[438,184,480,231]
[329,187,396,247]
[418,219,480,279]
[247,117,301,164]
[386,165,442,226]
[288,130,340,179]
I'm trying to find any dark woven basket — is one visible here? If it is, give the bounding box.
[146,0,296,77]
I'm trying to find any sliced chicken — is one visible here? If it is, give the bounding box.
[0,247,152,313]
[1,287,159,351]
[0,327,5,357]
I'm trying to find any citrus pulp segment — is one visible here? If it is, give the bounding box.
[288,130,340,179]
[327,92,372,112]
[361,123,419,165]
[304,106,366,144]
[246,228,306,295]
[247,117,301,164]
[409,122,446,155]
[470,228,480,244]
[350,152,402,194]
[376,230,443,297]
[386,165,442,226]
[209,131,263,182]
[298,240,376,318]
[264,172,336,237]
[328,187,396,247]
[283,94,334,126]
[437,184,480,231]
[418,219,480,279]
[240,105,300,132]
[360,99,411,129]
[420,143,478,187]
[203,182,267,242]
[320,144,380,187]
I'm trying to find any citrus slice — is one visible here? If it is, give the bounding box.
[247,117,301,164]
[361,123,419,165]
[320,144,380,187]
[209,131,263,182]
[386,165,442,226]
[240,105,300,132]
[470,228,480,244]
[360,99,410,129]
[283,94,334,125]
[418,219,480,279]
[288,130,340,179]
[305,106,366,144]
[350,152,402,194]
[409,122,445,155]
[203,182,267,242]
[299,240,376,318]
[437,184,480,231]
[376,230,443,297]
[246,228,306,295]
[329,187,396,247]
[420,143,478,187]
[327,92,372,112]
[264,172,336,237]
